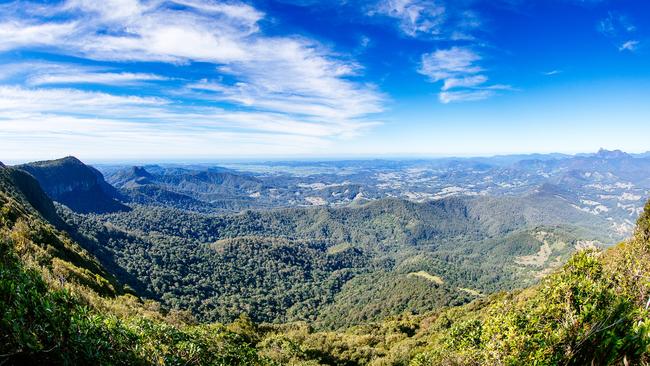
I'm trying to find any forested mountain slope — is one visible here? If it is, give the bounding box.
[252,200,650,365]
[64,190,613,326]
[0,166,266,364]
[2,162,650,365]
[14,157,615,326]
[106,165,264,212]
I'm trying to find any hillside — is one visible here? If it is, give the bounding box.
[94,152,650,238]
[2,164,650,365]
[0,166,266,364]
[16,157,129,214]
[105,165,263,212]
[63,191,613,326]
[5,157,630,329]
[253,200,650,365]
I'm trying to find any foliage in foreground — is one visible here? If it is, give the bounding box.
[2,164,650,365]
[0,167,268,365]
[253,201,650,365]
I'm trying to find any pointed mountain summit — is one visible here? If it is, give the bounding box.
[108,166,154,188]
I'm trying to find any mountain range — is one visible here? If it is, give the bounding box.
[1,155,649,364]
[0,153,634,328]
[85,150,650,239]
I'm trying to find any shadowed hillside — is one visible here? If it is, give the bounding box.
[16,157,129,214]
[0,166,267,365]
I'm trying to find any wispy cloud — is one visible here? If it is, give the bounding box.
[370,1,506,103]
[543,70,562,76]
[442,75,488,91]
[618,40,639,52]
[0,20,77,52]
[0,113,331,160]
[439,89,494,104]
[371,0,482,40]
[597,12,636,37]
[372,0,446,37]
[0,85,379,137]
[0,85,376,159]
[0,61,167,86]
[418,47,510,103]
[419,47,483,82]
[0,0,385,158]
[597,12,640,52]
[28,71,168,86]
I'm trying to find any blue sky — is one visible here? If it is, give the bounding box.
[0,0,649,162]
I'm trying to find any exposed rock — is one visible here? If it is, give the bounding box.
[16,156,129,214]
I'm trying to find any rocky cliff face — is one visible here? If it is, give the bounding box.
[16,156,129,214]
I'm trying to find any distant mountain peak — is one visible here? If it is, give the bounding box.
[596,148,630,159]
[131,166,153,178]
[106,166,155,188]
[0,161,5,169]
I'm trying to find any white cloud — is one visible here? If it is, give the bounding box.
[169,0,264,25]
[28,72,168,86]
[439,89,493,104]
[372,0,483,40]
[371,1,505,103]
[418,47,483,82]
[186,41,384,122]
[619,40,639,52]
[442,75,487,91]
[374,0,446,37]
[543,70,562,76]
[0,85,167,114]
[0,61,167,86]
[597,13,635,37]
[0,113,332,160]
[597,12,639,52]
[360,35,371,48]
[0,85,377,137]
[0,0,385,157]
[0,85,379,161]
[418,47,510,103]
[0,21,77,52]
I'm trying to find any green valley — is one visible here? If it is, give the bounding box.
[2,156,650,365]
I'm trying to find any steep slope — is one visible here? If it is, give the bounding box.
[1,166,63,227]
[253,199,650,365]
[0,167,267,364]
[2,162,649,365]
[16,156,129,214]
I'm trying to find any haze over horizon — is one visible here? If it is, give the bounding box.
[2,148,647,166]
[1,0,649,161]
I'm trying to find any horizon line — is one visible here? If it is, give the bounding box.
[3,148,647,166]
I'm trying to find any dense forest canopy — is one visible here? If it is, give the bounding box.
[2,156,650,365]
[61,194,612,326]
